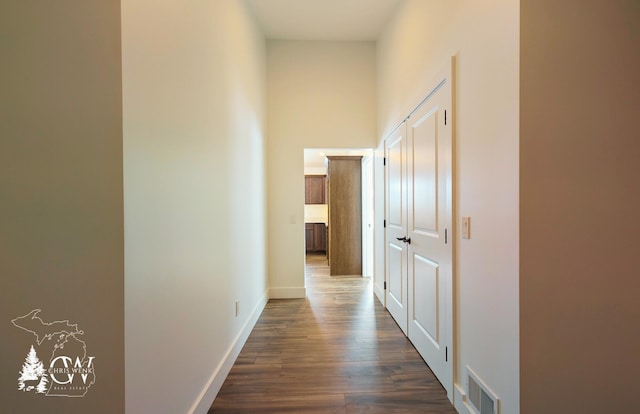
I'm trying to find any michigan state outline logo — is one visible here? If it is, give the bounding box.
[11,309,96,397]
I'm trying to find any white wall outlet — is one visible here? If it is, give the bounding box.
[462,216,471,239]
[235,300,239,317]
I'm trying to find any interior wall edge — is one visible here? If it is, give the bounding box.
[189,290,269,414]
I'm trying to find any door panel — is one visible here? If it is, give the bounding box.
[387,243,404,309]
[387,136,404,228]
[411,109,439,235]
[385,123,407,334]
[413,253,439,345]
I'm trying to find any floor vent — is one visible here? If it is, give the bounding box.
[466,366,499,414]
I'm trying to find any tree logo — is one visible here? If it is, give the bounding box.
[11,309,96,397]
[18,346,49,393]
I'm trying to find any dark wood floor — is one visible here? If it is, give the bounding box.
[209,253,457,413]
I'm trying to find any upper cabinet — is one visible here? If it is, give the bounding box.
[305,175,326,204]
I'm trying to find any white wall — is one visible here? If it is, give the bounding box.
[377,1,519,413]
[267,40,377,297]
[122,1,267,413]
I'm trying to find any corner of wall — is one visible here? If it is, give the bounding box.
[189,289,268,414]
[269,287,307,299]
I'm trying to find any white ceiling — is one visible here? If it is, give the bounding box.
[246,0,403,41]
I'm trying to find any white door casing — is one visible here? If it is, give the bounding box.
[362,156,374,278]
[373,146,387,306]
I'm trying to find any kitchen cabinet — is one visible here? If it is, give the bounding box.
[305,223,327,253]
[305,175,326,204]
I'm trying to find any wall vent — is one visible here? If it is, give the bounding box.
[466,366,499,414]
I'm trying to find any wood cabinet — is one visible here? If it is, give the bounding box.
[305,175,326,204]
[305,223,327,253]
[327,156,362,275]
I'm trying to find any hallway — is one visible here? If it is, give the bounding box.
[210,254,456,413]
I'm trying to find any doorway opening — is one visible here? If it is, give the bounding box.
[303,148,374,285]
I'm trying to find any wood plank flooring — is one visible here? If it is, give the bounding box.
[209,253,457,413]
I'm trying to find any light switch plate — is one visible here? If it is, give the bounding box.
[462,216,471,239]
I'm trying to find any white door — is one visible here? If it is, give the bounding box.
[384,122,408,334]
[406,77,453,396]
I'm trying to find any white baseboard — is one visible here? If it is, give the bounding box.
[189,290,268,414]
[269,286,306,299]
[454,383,475,414]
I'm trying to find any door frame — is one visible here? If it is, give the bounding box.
[361,155,374,278]
[302,148,374,281]
[372,145,387,306]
